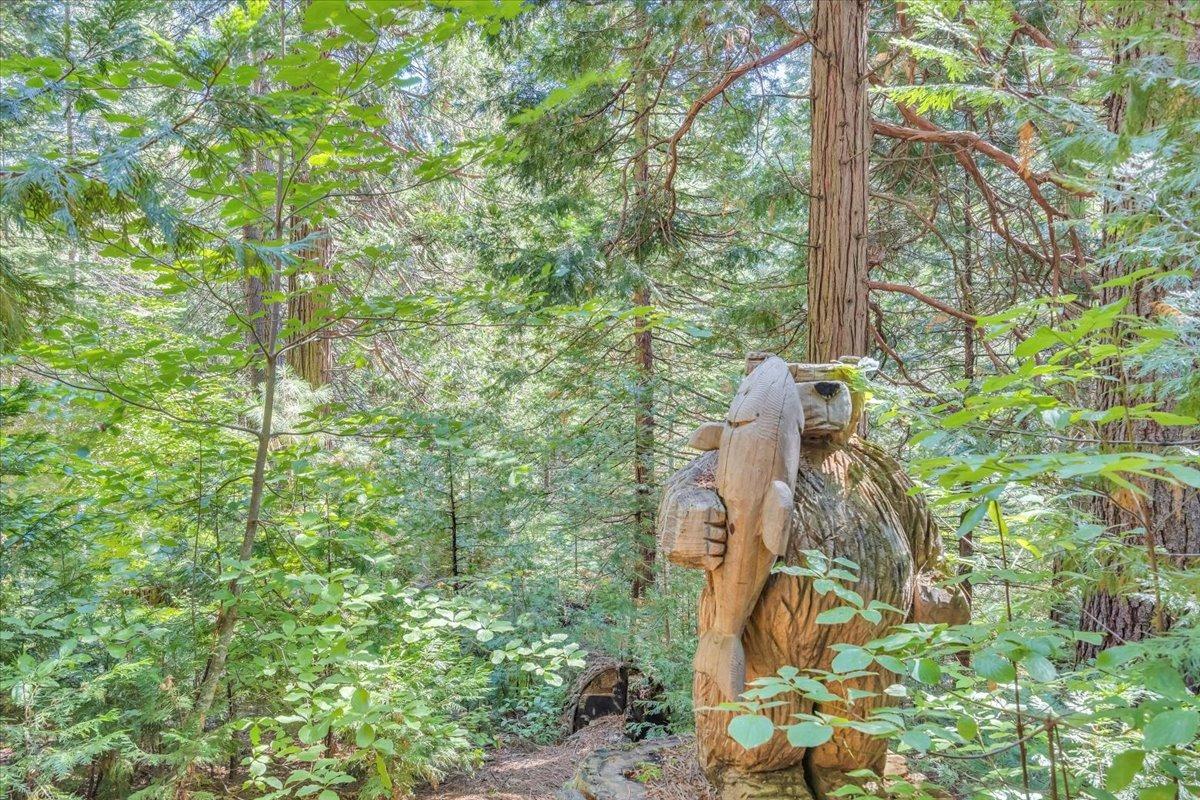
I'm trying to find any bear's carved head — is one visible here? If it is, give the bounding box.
[744,353,869,443]
[687,354,873,453]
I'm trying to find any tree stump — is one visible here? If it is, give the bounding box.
[562,655,666,739]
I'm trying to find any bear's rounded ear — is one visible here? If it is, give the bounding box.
[743,351,773,375]
[688,421,725,451]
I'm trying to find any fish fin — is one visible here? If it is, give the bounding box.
[688,421,725,451]
[695,631,746,701]
[761,479,794,556]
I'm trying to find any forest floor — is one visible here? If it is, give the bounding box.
[414,716,716,800]
[413,716,950,800]
[415,717,626,800]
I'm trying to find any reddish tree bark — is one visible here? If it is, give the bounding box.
[806,0,870,363]
[285,219,332,389]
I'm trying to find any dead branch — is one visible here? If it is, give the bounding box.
[867,280,978,324]
[663,31,810,210]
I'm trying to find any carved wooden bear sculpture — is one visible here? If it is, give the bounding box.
[657,354,968,800]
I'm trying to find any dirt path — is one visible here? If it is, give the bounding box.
[414,717,629,800]
[415,720,940,800]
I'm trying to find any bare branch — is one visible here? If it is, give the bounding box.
[867,279,978,324]
[663,31,811,209]
[871,113,1082,218]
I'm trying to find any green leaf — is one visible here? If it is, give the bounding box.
[351,687,370,713]
[956,501,990,537]
[1139,787,1176,800]
[356,723,376,747]
[816,607,858,625]
[318,791,338,800]
[1096,645,1138,671]
[1105,749,1145,792]
[1164,464,1200,488]
[874,655,906,674]
[972,651,1015,682]
[728,714,775,749]
[912,658,941,685]
[375,752,392,790]
[1023,654,1057,682]
[1146,411,1198,426]
[1144,661,1189,698]
[785,722,834,748]
[849,720,895,736]
[900,730,931,752]
[832,647,873,673]
[956,716,978,741]
[1143,709,1199,750]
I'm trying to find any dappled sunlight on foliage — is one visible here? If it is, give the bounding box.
[1,0,1197,798]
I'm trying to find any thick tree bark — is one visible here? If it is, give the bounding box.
[806,0,870,363]
[284,218,332,388]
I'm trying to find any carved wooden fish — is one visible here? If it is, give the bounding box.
[694,355,803,701]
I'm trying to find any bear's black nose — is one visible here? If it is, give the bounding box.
[814,381,841,398]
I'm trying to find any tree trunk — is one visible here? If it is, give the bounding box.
[630,15,656,601]
[631,282,655,600]
[181,345,278,798]
[178,15,290,784]
[1077,5,1199,659]
[446,450,460,587]
[284,219,332,388]
[806,0,870,363]
[244,148,267,389]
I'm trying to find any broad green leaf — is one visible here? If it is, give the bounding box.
[786,722,834,748]
[912,658,941,685]
[956,716,978,741]
[972,651,1015,682]
[728,714,775,749]
[816,607,858,625]
[1164,464,1200,488]
[1143,709,1199,750]
[1139,787,1176,800]
[900,730,931,752]
[1023,654,1057,682]
[832,647,873,673]
[376,752,392,790]
[1105,749,1145,792]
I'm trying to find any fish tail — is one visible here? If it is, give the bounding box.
[695,631,746,701]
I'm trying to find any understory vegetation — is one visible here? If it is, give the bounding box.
[1,1,1197,799]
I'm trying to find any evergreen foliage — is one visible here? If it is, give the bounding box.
[1,1,1196,798]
